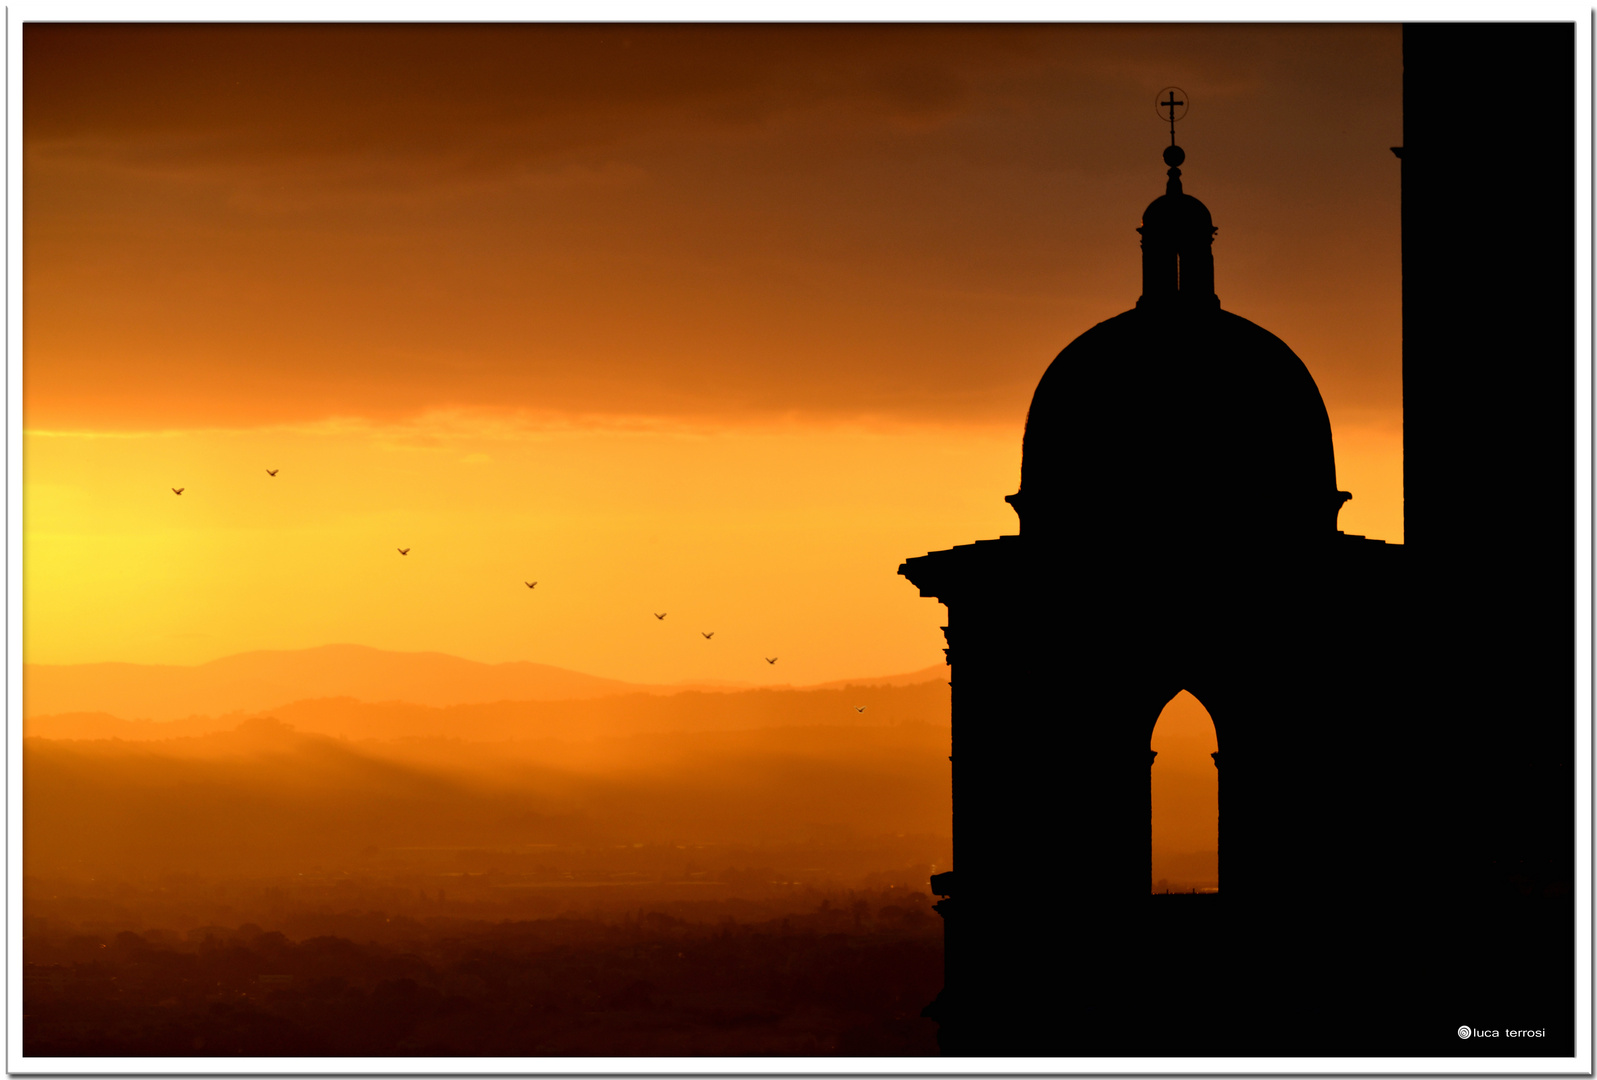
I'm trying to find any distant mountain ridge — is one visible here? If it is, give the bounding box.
[24,644,945,722]
[23,678,952,743]
[24,708,954,876]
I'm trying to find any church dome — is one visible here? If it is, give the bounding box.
[1007,145,1345,547]
[1140,190,1214,232]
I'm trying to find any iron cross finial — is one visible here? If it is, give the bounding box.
[1155,86,1189,147]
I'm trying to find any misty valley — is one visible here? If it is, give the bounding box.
[24,675,957,1056]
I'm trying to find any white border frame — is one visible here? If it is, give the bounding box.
[6,4,1590,1075]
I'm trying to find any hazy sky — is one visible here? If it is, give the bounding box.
[24,24,1404,682]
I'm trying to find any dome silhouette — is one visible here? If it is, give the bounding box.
[1007,306,1342,545]
[1005,143,1346,547]
[1140,189,1213,233]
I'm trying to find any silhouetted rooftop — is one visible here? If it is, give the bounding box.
[1006,142,1344,544]
[1141,189,1213,233]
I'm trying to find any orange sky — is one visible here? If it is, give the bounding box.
[24,24,1404,682]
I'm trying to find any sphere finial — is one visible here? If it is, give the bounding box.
[1155,88,1189,194]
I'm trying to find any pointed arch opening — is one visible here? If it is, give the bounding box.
[1150,689,1219,894]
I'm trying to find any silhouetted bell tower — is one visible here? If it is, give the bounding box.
[903,36,1574,1057]
[904,89,1407,1057]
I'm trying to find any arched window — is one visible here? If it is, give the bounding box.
[1150,690,1218,894]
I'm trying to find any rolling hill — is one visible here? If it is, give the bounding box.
[24,643,946,721]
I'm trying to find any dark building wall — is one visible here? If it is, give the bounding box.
[1395,25,1575,1056]
[1401,23,1575,883]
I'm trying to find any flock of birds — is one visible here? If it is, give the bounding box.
[167,470,876,712]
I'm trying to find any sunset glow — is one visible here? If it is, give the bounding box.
[25,24,1403,679]
[17,22,1425,1061]
[21,19,1590,1066]
[25,416,1024,680]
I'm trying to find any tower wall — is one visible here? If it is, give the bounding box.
[1401,21,1575,894]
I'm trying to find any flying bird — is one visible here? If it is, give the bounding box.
[525,581,537,589]
[654,613,667,620]
[854,706,866,713]
[701,632,714,640]
[172,488,184,495]
[398,548,410,555]
[765,657,778,664]
[266,469,278,477]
